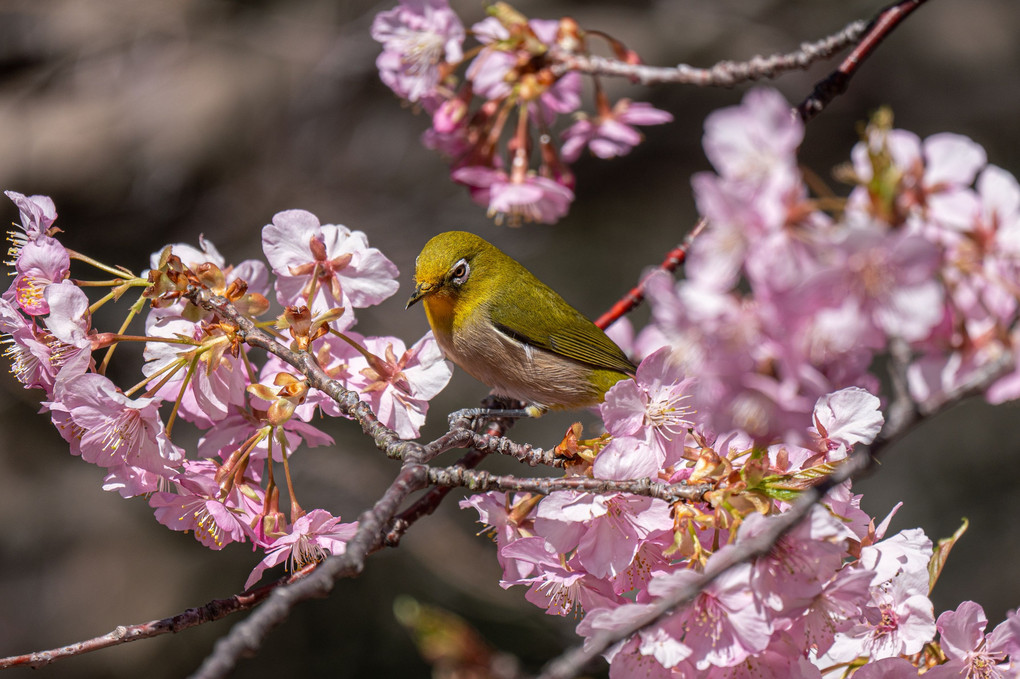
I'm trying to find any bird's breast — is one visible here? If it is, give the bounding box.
[437,307,607,411]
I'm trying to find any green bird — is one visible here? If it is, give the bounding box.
[406,231,636,417]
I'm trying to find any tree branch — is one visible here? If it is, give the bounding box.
[594,218,706,330]
[551,20,868,86]
[425,465,710,504]
[0,571,315,669]
[797,0,930,121]
[189,454,430,679]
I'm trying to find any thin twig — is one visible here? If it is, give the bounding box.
[797,0,930,121]
[551,21,868,86]
[594,218,706,330]
[0,570,314,669]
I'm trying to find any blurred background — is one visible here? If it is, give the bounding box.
[0,0,1018,676]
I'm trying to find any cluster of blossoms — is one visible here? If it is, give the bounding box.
[617,87,1020,444]
[461,88,1020,676]
[371,0,672,224]
[5,51,1020,672]
[1,198,451,587]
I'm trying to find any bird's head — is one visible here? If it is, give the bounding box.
[406,231,498,312]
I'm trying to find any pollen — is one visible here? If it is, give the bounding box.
[644,388,694,439]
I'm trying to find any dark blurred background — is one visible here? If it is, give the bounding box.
[0,0,1018,677]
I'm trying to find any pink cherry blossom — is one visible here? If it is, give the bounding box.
[46,373,183,490]
[0,298,62,392]
[499,536,622,616]
[101,464,167,499]
[738,505,849,618]
[4,190,57,243]
[926,601,1020,678]
[9,235,69,316]
[150,459,261,549]
[561,99,673,163]
[788,566,874,657]
[810,387,884,461]
[344,332,452,438]
[531,72,582,127]
[452,166,574,225]
[371,0,465,103]
[850,129,987,232]
[262,209,399,323]
[576,604,694,677]
[535,490,672,580]
[142,317,249,425]
[702,87,803,182]
[465,17,515,100]
[835,219,945,342]
[245,509,358,589]
[596,346,694,480]
[40,282,94,383]
[0,286,93,395]
[826,528,935,663]
[647,555,773,669]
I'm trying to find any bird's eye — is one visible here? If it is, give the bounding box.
[449,258,470,285]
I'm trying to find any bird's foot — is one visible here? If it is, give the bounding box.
[447,407,533,429]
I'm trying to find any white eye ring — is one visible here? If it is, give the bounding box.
[449,258,470,285]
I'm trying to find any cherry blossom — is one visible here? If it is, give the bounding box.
[8,235,69,316]
[452,166,574,225]
[372,0,464,104]
[596,346,694,479]
[344,332,452,439]
[4,190,57,244]
[45,373,183,490]
[647,556,773,670]
[150,459,261,550]
[499,536,622,616]
[535,491,672,580]
[262,209,399,322]
[245,509,358,590]
[810,387,884,460]
[562,99,673,163]
[925,601,1020,678]
[825,529,935,663]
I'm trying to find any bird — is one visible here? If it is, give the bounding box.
[406,231,636,419]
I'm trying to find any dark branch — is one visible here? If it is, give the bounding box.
[797,0,930,121]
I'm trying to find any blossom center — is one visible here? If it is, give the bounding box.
[402,30,446,75]
[644,389,693,438]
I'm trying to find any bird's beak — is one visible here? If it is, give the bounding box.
[406,282,433,309]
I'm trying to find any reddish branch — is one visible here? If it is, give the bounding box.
[594,218,706,330]
[797,0,930,121]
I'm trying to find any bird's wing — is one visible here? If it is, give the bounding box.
[488,281,637,375]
